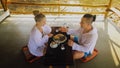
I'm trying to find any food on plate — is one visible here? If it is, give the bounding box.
[53,34,67,43]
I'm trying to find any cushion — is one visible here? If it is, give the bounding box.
[22,46,41,63]
[80,49,98,62]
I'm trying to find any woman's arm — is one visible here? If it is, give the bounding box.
[33,32,49,47]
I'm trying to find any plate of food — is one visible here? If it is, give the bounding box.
[53,34,67,43]
[50,42,58,48]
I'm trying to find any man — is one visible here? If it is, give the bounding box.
[28,13,53,57]
[60,14,98,59]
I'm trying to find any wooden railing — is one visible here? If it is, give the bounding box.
[108,7,120,27]
[1,0,113,18]
[7,2,108,7]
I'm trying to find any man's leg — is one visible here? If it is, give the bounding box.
[73,51,84,60]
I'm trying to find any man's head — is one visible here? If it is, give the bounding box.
[80,14,96,29]
[34,13,46,26]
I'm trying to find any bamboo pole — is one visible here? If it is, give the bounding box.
[105,0,113,18]
[7,2,108,7]
[1,0,7,11]
[58,0,60,16]
[10,11,107,15]
[115,7,120,11]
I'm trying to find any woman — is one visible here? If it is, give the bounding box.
[28,13,53,57]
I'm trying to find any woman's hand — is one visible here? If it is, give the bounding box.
[59,27,68,32]
[68,40,74,47]
[48,33,53,37]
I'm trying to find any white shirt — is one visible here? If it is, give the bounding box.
[67,26,98,53]
[28,26,49,57]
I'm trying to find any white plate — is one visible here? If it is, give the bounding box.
[50,42,58,48]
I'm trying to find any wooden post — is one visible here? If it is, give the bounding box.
[58,0,60,16]
[0,0,7,11]
[105,0,112,19]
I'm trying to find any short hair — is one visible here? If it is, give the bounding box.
[34,13,45,22]
[33,10,39,16]
[83,14,96,24]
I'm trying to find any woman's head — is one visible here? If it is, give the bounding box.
[33,10,39,16]
[80,14,96,29]
[34,13,46,26]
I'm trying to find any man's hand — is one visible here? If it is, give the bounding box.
[48,33,53,37]
[59,27,68,32]
[70,35,74,40]
[68,40,74,47]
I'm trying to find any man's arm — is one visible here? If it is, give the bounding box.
[69,34,98,52]
[67,29,80,35]
[59,27,80,35]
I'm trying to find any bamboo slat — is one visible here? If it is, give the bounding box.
[7,2,108,7]
[10,11,107,14]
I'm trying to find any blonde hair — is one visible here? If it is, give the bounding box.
[33,10,39,16]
